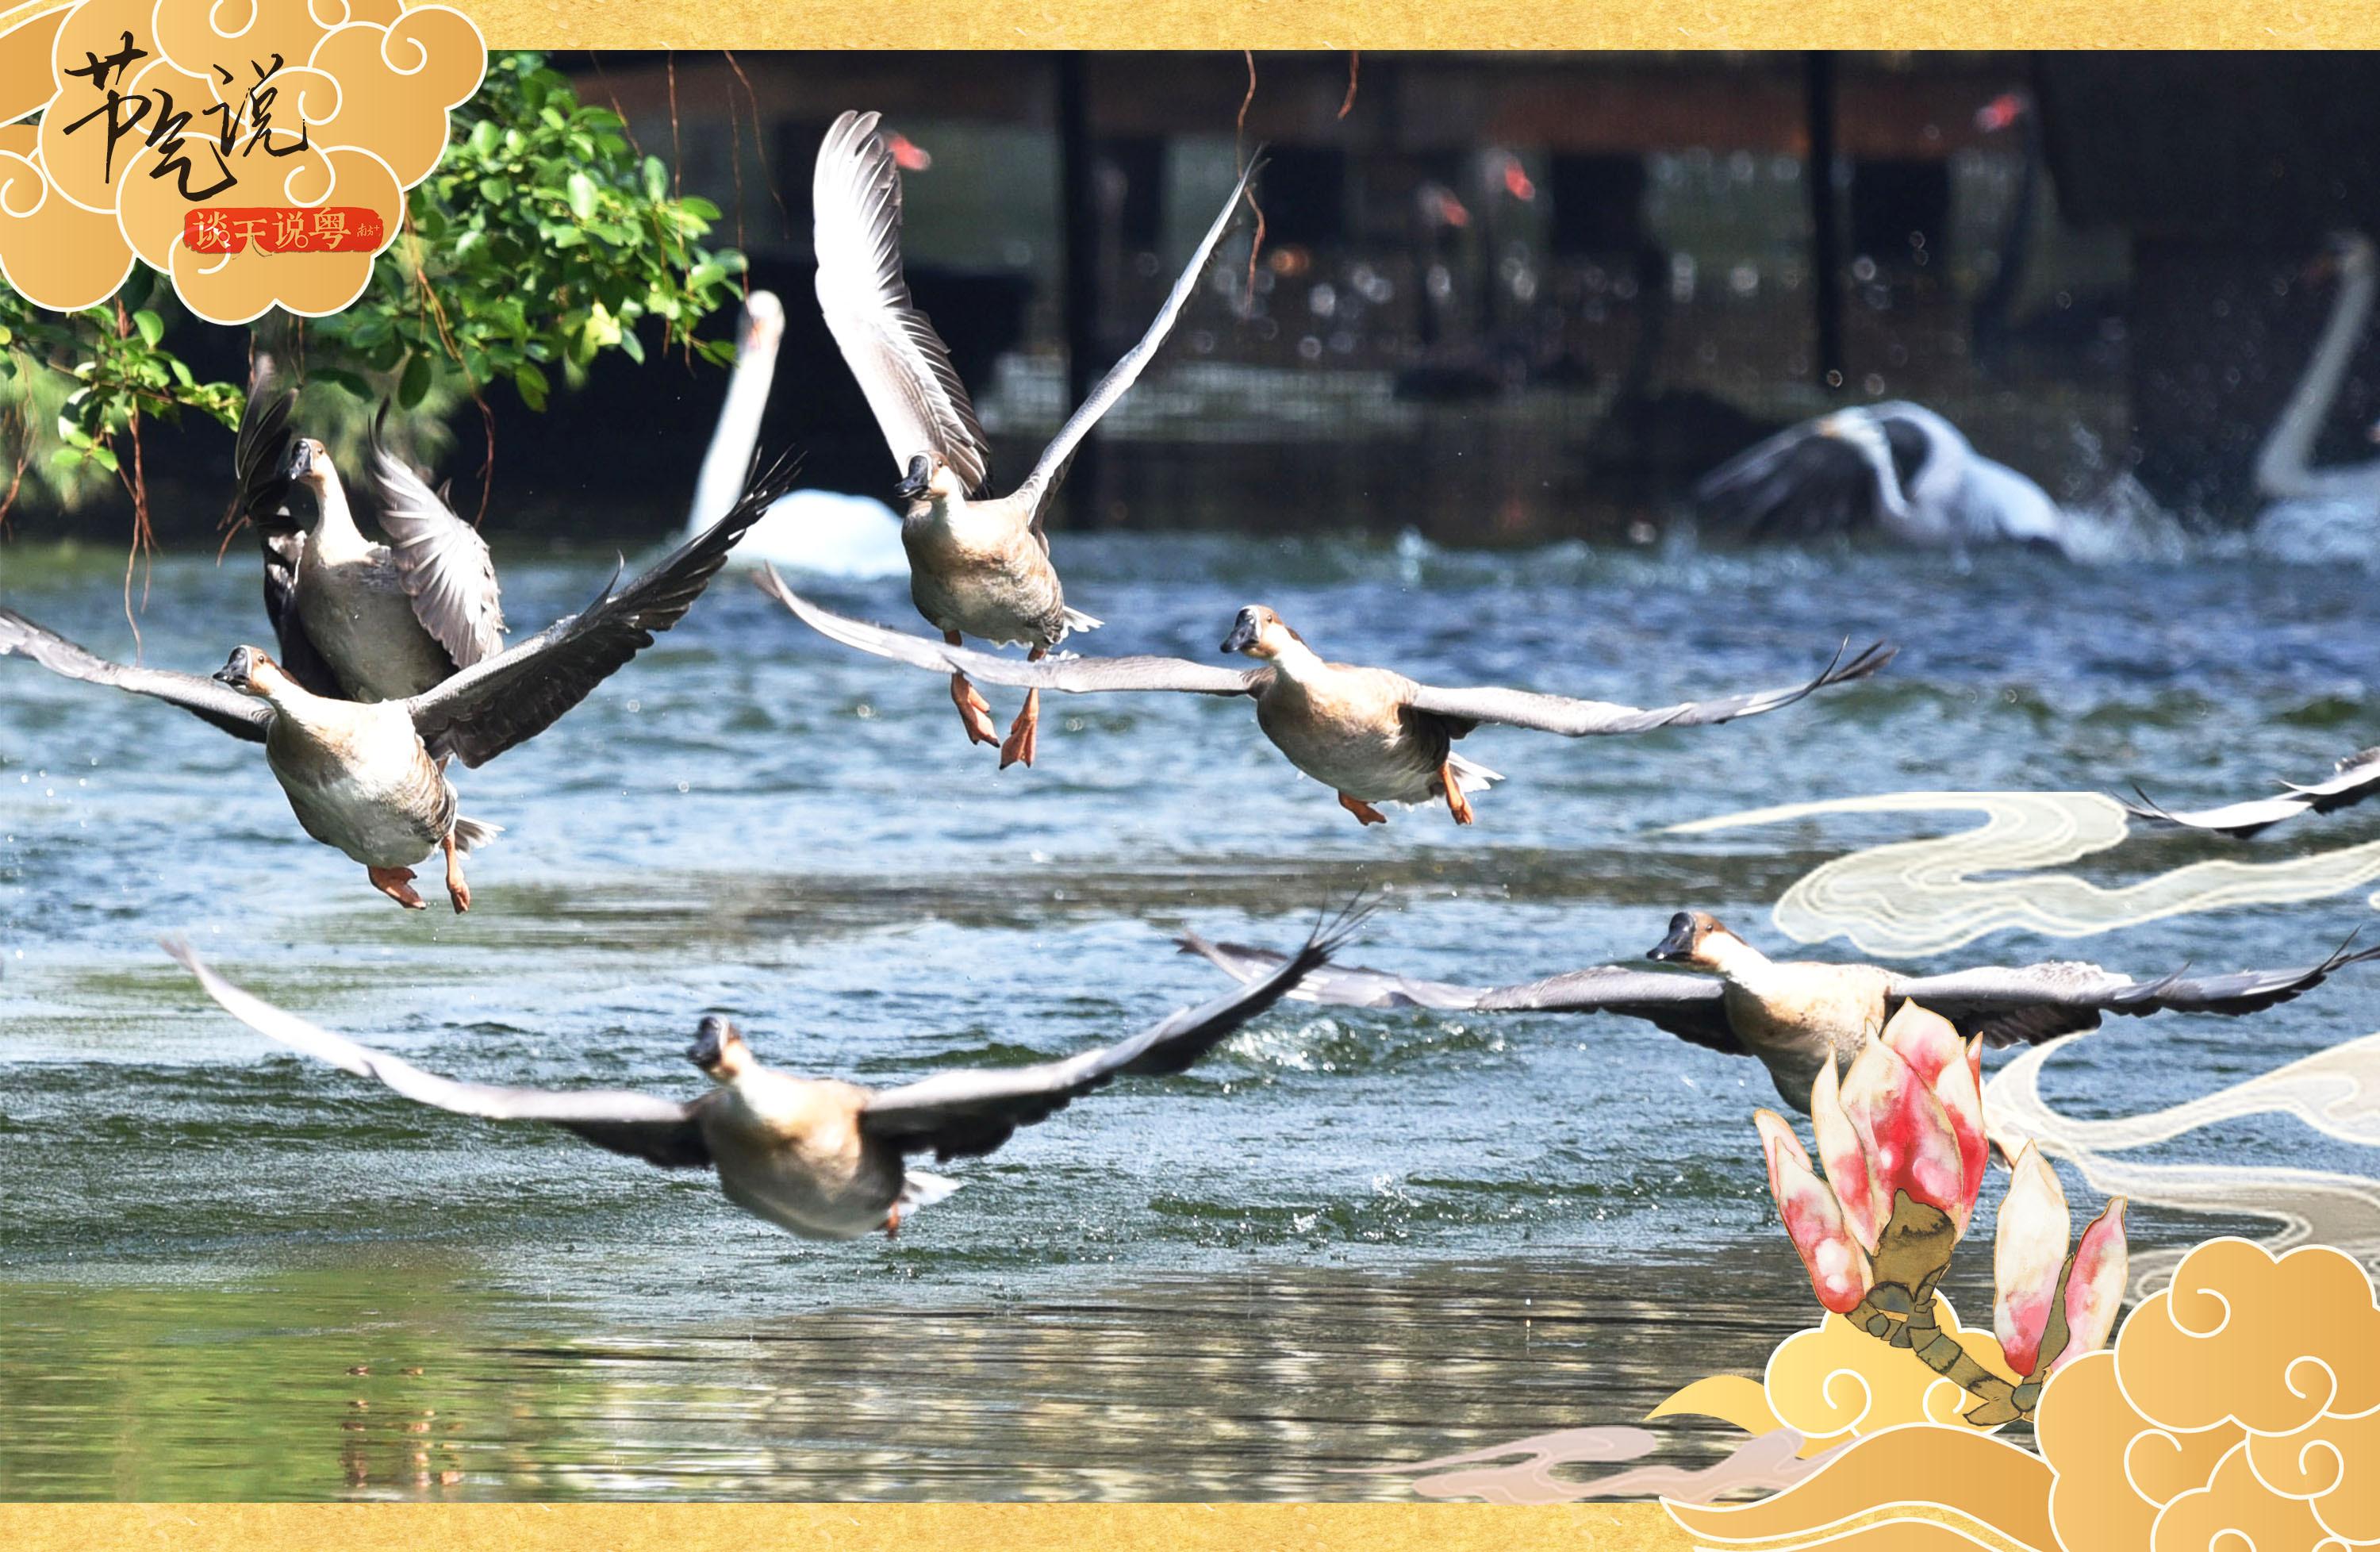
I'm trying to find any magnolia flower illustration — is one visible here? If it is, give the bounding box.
[1754,1002,2127,1425]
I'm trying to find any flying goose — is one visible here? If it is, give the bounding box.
[2121,752,2380,839]
[682,290,908,578]
[814,108,1260,768]
[1179,909,2380,1109]
[1,460,796,911]
[1693,401,2086,555]
[163,910,1360,1240]
[233,371,505,704]
[763,578,1894,827]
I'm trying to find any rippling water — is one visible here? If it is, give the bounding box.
[3,528,2378,1498]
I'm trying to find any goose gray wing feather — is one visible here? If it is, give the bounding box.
[1887,941,2380,1047]
[1403,640,1895,737]
[0,609,271,742]
[859,909,1364,1162]
[406,458,798,767]
[1013,155,1261,529]
[164,940,712,1169]
[370,410,505,670]
[1177,933,1742,1053]
[2123,748,2380,839]
[760,570,1266,696]
[813,109,990,494]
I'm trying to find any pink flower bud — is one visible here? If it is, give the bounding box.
[1756,1108,1874,1314]
[1991,1143,2071,1376]
[1841,1035,1969,1229]
[2048,1198,2128,1376]
[1810,1055,1886,1250]
[1881,1004,1988,1224]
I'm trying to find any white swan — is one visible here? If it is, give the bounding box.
[685,290,909,579]
[2251,232,2380,559]
[1692,400,2096,555]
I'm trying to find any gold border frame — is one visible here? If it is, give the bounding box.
[0,1504,1695,1547]
[4,4,2368,1546]
[453,2,2378,50]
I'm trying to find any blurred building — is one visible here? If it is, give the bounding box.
[527,52,2380,541]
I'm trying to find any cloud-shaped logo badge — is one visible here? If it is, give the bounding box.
[0,0,483,323]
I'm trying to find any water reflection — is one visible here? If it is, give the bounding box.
[0,1253,1811,1501]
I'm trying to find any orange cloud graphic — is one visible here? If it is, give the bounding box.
[2,0,482,322]
[1664,1235,2380,1551]
[2115,1239,2380,1435]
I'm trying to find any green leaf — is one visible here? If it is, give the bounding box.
[513,362,548,412]
[642,156,669,203]
[398,352,433,409]
[132,309,163,347]
[566,171,598,222]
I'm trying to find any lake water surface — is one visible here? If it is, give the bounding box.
[3,528,2376,1498]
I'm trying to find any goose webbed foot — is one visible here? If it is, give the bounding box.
[441,832,471,914]
[367,866,427,910]
[1440,763,1476,825]
[999,652,1046,769]
[884,1204,902,1239]
[945,633,1000,747]
[1338,793,1389,827]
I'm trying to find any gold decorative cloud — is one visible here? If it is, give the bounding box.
[1761,1297,2021,1444]
[1660,1235,2380,1550]
[2,0,484,322]
[2114,1239,2380,1435]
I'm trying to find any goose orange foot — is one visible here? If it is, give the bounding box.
[1338,793,1388,826]
[945,633,999,747]
[1441,763,1476,825]
[441,833,472,914]
[884,1204,902,1240]
[1000,647,1048,768]
[1000,688,1041,768]
[368,866,427,910]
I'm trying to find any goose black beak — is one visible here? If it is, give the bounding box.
[282,438,317,483]
[894,455,931,501]
[1646,912,1698,962]
[1220,612,1260,655]
[687,1015,733,1070]
[212,646,255,689]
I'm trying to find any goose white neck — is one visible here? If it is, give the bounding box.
[689,325,783,533]
[1698,931,1773,982]
[2256,257,2380,501]
[307,474,371,560]
[1264,636,1330,684]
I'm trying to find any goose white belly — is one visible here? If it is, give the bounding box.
[1721,966,1893,1103]
[1257,682,1446,805]
[267,707,449,869]
[297,547,452,702]
[902,506,1069,647]
[702,1077,904,1240]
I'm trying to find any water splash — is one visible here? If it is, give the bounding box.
[1672,790,2380,955]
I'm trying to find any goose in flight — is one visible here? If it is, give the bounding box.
[1693,400,2086,555]
[814,109,1261,768]
[163,910,1359,1240]
[1,461,796,911]
[682,290,907,578]
[764,577,1894,827]
[2121,751,2380,839]
[1179,909,2380,1110]
[232,370,505,704]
